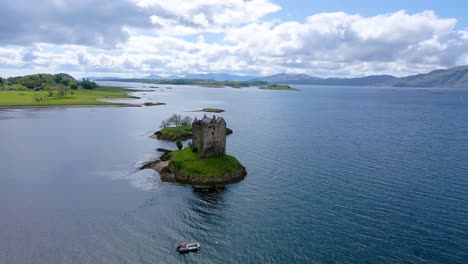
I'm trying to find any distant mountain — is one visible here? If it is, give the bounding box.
[92,65,468,88]
[256,73,396,86]
[254,73,321,84]
[140,73,257,81]
[181,73,258,81]
[256,66,468,88]
[88,76,123,81]
[143,74,163,79]
[389,66,468,88]
[315,75,397,86]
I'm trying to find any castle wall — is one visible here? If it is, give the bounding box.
[192,118,226,157]
[192,123,204,152]
[202,122,226,156]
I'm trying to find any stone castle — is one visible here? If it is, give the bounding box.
[192,115,226,157]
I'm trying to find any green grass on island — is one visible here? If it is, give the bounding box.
[201,108,224,112]
[159,126,192,137]
[193,108,225,113]
[0,86,133,107]
[260,84,298,90]
[169,147,242,178]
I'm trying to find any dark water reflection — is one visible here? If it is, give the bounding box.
[1,82,467,263]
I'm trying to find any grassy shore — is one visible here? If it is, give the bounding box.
[170,147,242,178]
[260,84,298,90]
[159,126,192,137]
[0,86,134,107]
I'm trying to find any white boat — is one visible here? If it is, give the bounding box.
[176,242,200,253]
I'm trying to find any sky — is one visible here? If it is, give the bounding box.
[0,0,467,78]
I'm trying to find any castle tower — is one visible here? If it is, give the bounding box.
[192,115,226,157]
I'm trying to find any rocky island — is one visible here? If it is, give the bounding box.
[260,84,298,90]
[142,115,247,187]
[191,108,225,113]
[143,102,166,106]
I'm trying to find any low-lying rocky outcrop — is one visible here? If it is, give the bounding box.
[191,108,225,113]
[143,102,166,106]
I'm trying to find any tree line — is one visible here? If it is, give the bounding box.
[161,114,193,128]
[0,73,98,92]
[97,78,268,88]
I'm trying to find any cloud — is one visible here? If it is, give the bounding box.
[0,5,467,78]
[0,47,24,69]
[139,0,282,36]
[0,0,154,48]
[137,0,280,26]
[0,0,280,47]
[225,10,468,76]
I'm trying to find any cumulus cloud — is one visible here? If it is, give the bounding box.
[0,0,155,48]
[0,0,280,47]
[225,10,468,76]
[137,0,281,30]
[0,3,467,78]
[0,47,24,69]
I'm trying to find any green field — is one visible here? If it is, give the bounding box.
[260,84,298,90]
[0,86,133,107]
[169,147,242,178]
[159,126,192,137]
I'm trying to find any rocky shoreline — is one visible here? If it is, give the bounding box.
[140,148,247,188]
[151,131,192,141]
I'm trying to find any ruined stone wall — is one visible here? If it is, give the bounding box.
[203,122,226,156]
[192,120,226,157]
[192,123,204,152]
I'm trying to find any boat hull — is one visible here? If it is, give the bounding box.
[176,242,200,253]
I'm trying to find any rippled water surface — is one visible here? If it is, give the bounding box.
[1,83,467,263]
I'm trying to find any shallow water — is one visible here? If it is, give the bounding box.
[0,83,467,263]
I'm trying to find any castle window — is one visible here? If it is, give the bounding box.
[212,132,214,135]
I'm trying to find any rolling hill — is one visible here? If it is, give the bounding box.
[255,66,468,88]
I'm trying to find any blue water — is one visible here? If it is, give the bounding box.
[0,84,467,263]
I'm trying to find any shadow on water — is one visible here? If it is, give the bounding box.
[188,187,227,218]
[175,187,229,238]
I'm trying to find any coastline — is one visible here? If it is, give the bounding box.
[0,104,141,110]
[0,86,141,109]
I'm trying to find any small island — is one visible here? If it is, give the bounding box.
[142,115,247,187]
[259,84,298,90]
[144,102,166,106]
[191,108,225,113]
[152,114,232,141]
